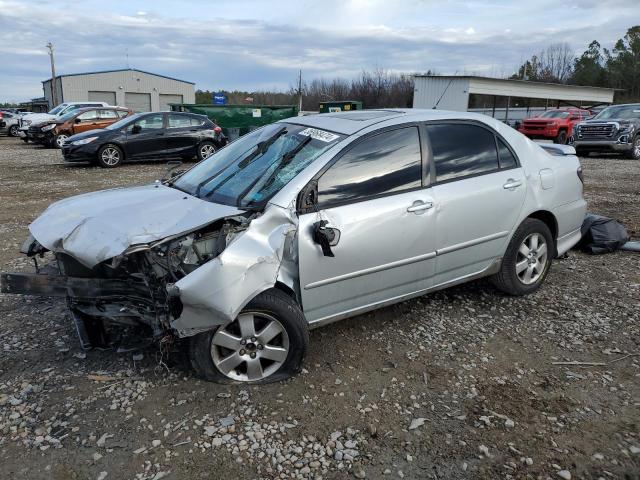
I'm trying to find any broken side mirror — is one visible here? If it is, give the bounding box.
[312,220,340,257]
[297,180,318,213]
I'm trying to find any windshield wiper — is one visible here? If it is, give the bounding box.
[238,136,312,207]
[193,126,287,198]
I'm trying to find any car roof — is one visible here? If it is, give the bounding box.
[283,108,517,135]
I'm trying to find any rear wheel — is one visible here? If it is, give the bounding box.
[491,218,554,296]
[626,135,640,160]
[197,141,216,161]
[97,144,123,168]
[188,289,308,384]
[554,130,567,144]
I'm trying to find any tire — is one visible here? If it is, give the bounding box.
[97,144,123,168]
[554,130,567,144]
[491,218,554,296]
[53,133,69,149]
[625,135,640,160]
[188,289,309,384]
[8,125,19,137]
[197,141,216,161]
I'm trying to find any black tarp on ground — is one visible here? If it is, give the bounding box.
[577,213,630,254]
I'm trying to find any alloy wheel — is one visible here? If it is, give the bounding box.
[101,147,120,166]
[211,312,289,382]
[515,233,548,285]
[200,144,215,159]
[56,134,68,148]
[9,125,18,137]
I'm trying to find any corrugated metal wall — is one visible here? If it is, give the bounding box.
[413,77,470,111]
[43,70,195,110]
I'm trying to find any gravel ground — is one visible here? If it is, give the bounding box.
[0,135,638,480]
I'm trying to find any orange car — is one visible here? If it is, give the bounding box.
[31,107,133,148]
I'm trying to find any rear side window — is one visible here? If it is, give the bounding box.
[426,124,499,182]
[77,110,99,121]
[168,114,193,128]
[99,110,118,119]
[190,116,206,126]
[318,126,422,206]
[497,137,517,169]
[117,110,129,118]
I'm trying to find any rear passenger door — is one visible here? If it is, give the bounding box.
[425,122,526,285]
[297,125,437,323]
[165,114,198,156]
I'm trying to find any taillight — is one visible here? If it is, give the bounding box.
[577,166,584,184]
[213,126,222,133]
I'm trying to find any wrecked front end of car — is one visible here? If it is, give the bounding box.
[0,185,298,353]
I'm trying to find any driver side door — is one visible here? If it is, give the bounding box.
[297,125,437,325]
[125,113,167,159]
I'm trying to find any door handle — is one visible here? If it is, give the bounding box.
[407,201,433,213]
[503,179,523,190]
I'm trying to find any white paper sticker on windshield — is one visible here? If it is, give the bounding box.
[299,127,339,143]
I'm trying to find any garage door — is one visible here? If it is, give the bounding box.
[125,92,152,112]
[159,94,183,111]
[88,91,116,105]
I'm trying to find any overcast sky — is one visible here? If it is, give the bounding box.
[0,0,638,102]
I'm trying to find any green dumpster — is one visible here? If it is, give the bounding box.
[318,101,363,113]
[170,104,299,138]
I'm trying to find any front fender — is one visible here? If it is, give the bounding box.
[171,204,299,337]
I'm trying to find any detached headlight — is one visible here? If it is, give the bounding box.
[71,136,99,146]
[41,123,56,132]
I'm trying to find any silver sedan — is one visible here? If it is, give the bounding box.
[1,109,587,383]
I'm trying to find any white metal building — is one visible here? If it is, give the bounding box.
[42,68,195,112]
[413,75,615,122]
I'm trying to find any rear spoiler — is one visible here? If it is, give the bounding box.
[536,142,577,156]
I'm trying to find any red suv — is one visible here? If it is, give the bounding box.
[518,108,591,144]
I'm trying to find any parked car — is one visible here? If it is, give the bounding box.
[61,111,226,167]
[0,109,586,383]
[518,108,591,144]
[19,102,110,141]
[29,107,133,148]
[1,110,24,136]
[572,103,640,159]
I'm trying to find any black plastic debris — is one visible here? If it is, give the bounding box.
[577,213,630,254]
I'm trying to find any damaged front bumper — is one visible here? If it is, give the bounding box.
[1,197,301,350]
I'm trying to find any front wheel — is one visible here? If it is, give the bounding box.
[554,130,567,144]
[188,289,309,384]
[197,141,216,161]
[626,136,640,160]
[8,125,19,137]
[491,218,554,296]
[53,133,69,149]
[97,144,123,168]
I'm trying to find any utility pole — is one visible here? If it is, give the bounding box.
[298,70,303,113]
[46,42,58,107]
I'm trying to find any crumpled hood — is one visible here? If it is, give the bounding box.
[29,184,242,268]
[22,113,57,124]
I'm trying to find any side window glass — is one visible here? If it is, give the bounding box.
[117,110,129,118]
[99,110,118,119]
[168,114,193,128]
[426,124,499,182]
[497,137,517,169]
[190,117,205,126]
[131,114,164,131]
[318,127,422,206]
[77,110,99,121]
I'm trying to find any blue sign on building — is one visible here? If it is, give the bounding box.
[213,92,227,105]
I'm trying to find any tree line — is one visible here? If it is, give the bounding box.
[194,25,639,110]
